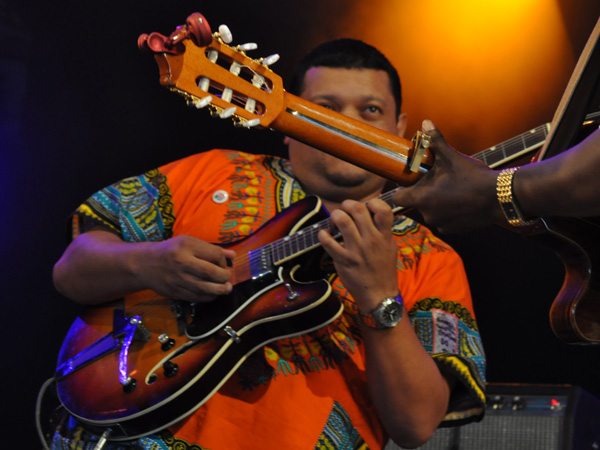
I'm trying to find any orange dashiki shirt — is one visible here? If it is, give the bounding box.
[63,149,486,450]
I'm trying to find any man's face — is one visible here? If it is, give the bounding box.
[286,66,407,206]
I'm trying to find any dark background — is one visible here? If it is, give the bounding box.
[2,1,600,448]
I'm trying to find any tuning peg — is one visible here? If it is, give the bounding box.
[261,54,280,67]
[218,24,233,44]
[220,107,237,119]
[186,13,213,46]
[238,43,258,52]
[244,119,261,128]
[193,96,213,109]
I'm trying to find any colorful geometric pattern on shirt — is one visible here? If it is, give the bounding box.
[74,169,174,242]
[52,425,209,450]
[314,401,369,450]
[159,429,210,450]
[264,155,307,211]
[264,319,360,375]
[392,218,450,271]
[217,153,307,243]
[431,309,459,354]
[324,277,485,420]
[434,352,486,425]
[408,298,486,394]
[233,312,361,389]
[51,419,170,450]
[217,153,277,242]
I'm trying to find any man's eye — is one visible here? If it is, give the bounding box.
[319,103,336,111]
[365,105,382,114]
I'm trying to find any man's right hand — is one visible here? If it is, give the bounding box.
[53,229,235,305]
[139,235,235,302]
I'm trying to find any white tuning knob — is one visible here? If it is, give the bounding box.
[262,54,280,66]
[218,24,233,44]
[244,118,261,128]
[220,107,237,119]
[194,96,213,109]
[238,43,258,52]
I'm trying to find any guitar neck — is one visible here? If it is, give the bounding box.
[271,93,435,186]
[274,89,552,176]
[472,123,550,168]
[471,111,600,168]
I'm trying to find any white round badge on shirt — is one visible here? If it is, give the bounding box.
[212,190,229,204]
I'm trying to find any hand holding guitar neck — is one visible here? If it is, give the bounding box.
[392,120,502,234]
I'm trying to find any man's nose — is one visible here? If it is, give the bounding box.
[339,106,361,122]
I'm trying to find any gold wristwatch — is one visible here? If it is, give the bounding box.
[496,167,537,227]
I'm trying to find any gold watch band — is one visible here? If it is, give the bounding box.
[496,167,537,227]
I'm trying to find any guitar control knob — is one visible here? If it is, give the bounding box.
[163,361,179,377]
[122,377,137,393]
[161,338,176,351]
[158,334,176,350]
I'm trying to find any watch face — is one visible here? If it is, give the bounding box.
[382,303,402,324]
[374,298,403,327]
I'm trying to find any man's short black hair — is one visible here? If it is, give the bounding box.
[288,38,402,117]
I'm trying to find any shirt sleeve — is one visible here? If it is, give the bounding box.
[393,216,486,426]
[70,168,174,242]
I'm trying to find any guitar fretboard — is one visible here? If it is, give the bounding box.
[266,189,401,266]
[472,123,550,168]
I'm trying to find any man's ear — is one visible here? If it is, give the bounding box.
[396,113,408,138]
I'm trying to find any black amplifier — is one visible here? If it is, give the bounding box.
[386,383,600,450]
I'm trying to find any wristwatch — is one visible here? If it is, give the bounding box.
[359,295,404,329]
[496,167,537,227]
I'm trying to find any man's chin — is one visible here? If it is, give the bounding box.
[326,172,368,188]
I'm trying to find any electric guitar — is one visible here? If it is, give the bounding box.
[55,11,600,441]
[55,193,345,440]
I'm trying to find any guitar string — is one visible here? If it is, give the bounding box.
[472,110,598,164]
[473,126,548,162]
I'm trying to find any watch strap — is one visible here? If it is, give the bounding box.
[496,167,538,227]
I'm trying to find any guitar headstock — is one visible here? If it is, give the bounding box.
[139,12,285,129]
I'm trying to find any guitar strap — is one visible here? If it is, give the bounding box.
[538,16,600,160]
